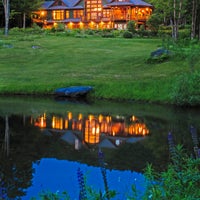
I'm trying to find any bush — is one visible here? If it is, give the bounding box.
[101,32,115,38]
[171,71,200,106]
[55,23,66,31]
[142,145,200,200]
[127,20,136,34]
[123,31,133,38]
[178,29,191,39]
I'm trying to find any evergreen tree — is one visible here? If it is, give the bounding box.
[11,0,43,28]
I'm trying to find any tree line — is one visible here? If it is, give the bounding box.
[147,0,200,40]
[1,0,200,39]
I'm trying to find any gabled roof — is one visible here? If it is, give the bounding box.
[47,5,68,9]
[130,0,152,7]
[63,0,73,6]
[71,0,82,7]
[41,1,54,9]
[41,0,152,10]
[107,0,152,7]
[106,2,133,6]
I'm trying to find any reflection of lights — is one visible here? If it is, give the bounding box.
[131,115,136,121]
[68,112,72,120]
[128,123,149,136]
[98,114,103,123]
[34,112,149,137]
[34,113,46,128]
[52,116,63,129]
[84,115,100,144]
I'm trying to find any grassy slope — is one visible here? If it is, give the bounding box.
[0,33,195,103]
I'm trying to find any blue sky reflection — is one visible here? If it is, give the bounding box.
[22,158,146,200]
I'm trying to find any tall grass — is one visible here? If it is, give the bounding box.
[1,29,200,104]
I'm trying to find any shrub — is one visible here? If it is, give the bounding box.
[143,147,200,200]
[85,29,95,35]
[147,13,162,33]
[127,20,136,34]
[178,29,190,39]
[171,71,200,106]
[55,23,66,32]
[123,31,133,38]
[101,32,115,38]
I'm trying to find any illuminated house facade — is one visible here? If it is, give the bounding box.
[32,0,153,30]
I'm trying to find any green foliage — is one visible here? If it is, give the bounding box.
[31,191,70,200]
[147,13,162,33]
[54,23,66,32]
[101,29,115,38]
[127,20,136,34]
[178,29,191,40]
[143,145,200,200]
[123,31,133,38]
[31,23,44,34]
[171,71,200,106]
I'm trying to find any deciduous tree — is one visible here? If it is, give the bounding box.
[2,0,10,35]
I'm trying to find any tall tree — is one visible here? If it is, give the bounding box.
[11,0,43,29]
[2,0,10,35]
[191,0,197,39]
[148,0,187,40]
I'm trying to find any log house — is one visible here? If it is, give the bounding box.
[32,0,153,29]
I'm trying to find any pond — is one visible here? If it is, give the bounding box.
[0,96,199,199]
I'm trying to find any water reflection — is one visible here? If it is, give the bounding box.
[23,158,146,200]
[0,96,199,199]
[32,112,149,148]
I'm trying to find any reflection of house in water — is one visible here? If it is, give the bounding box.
[32,112,149,148]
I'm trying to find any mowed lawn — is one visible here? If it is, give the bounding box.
[0,34,195,102]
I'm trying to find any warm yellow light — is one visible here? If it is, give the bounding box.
[68,112,72,120]
[52,116,63,129]
[98,114,103,123]
[106,116,111,123]
[131,115,136,121]
[78,113,83,120]
[89,114,94,121]
[84,119,100,144]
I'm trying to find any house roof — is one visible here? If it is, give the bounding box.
[106,2,133,6]
[41,0,152,9]
[130,0,152,7]
[71,0,82,7]
[107,0,152,7]
[41,1,54,9]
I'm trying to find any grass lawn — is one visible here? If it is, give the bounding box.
[0,32,197,103]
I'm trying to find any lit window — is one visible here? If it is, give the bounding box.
[85,0,102,20]
[103,9,110,18]
[53,10,64,20]
[66,10,69,18]
[74,10,84,18]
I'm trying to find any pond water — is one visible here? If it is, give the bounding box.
[0,96,199,199]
